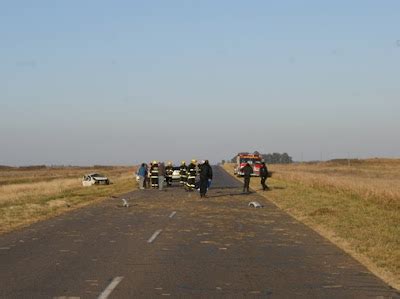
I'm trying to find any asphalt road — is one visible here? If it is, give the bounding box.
[1,166,399,298]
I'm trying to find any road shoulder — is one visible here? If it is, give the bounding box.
[221,163,400,291]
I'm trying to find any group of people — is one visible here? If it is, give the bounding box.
[137,160,269,197]
[136,161,168,191]
[136,159,213,198]
[241,161,270,193]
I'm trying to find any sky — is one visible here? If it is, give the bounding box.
[1,0,399,166]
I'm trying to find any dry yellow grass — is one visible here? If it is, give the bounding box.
[271,159,400,206]
[0,166,137,234]
[223,159,400,290]
[0,178,78,206]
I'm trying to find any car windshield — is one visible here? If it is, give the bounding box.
[240,158,260,164]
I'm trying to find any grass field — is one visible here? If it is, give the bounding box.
[0,166,137,235]
[223,159,400,290]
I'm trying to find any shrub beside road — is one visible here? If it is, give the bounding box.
[0,166,136,234]
[223,159,400,290]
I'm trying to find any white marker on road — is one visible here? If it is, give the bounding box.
[97,276,124,299]
[147,229,162,243]
[169,211,176,219]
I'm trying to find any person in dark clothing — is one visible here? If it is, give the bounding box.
[186,160,197,191]
[205,160,212,189]
[198,160,213,198]
[150,161,159,188]
[143,163,149,188]
[165,161,174,186]
[259,162,269,191]
[179,161,188,185]
[242,162,253,193]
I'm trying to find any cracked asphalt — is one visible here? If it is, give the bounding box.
[0,166,399,298]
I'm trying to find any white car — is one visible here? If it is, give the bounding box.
[172,167,181,181]
[82,173,110,186]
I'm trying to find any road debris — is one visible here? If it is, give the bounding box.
[248,201,263,208]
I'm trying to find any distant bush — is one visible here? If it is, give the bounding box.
[0,165,14,170]
[262,153,293,164]
[18,165,47,170]
[93,165,115,169]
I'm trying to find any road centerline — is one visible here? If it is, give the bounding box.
[97,276,124,299]
[147,229,162,243]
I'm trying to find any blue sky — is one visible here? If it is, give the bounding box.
[1,1,399,165]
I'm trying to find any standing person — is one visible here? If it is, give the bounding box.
[144,163,149,188]
[165,161,174,187]
[137,163,147,190]
[158,162,166,191]
[179,161,188,186]
[150,161,159,188]
[199,160,213,198]
[186,159,197,191]
[259,162,269,191]
[242,162,253,193]
[205,160,212,190]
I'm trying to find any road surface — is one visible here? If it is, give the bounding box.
[1,166,399,298]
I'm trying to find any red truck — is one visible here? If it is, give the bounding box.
[234,153,262,177]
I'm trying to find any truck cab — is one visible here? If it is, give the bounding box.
[234,153,262,177]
